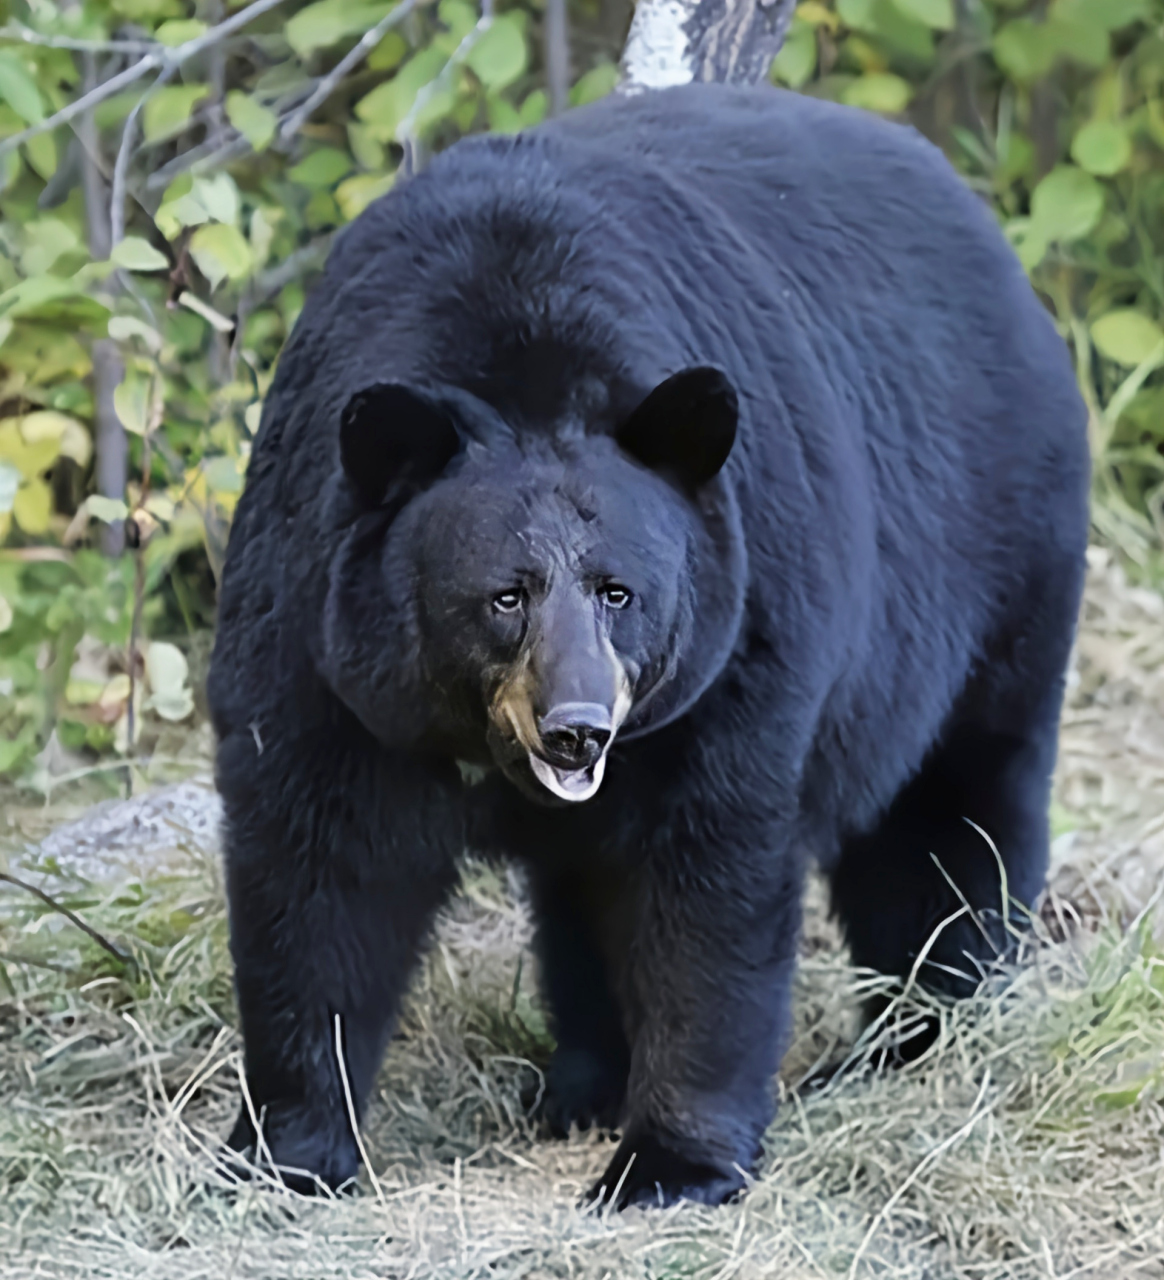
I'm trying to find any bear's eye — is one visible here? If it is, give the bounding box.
[492,590,525,615]
[598,583,633,610]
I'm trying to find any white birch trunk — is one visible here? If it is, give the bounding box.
[620,0,798,91]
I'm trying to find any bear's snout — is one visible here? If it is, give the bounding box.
[537,702,612,769]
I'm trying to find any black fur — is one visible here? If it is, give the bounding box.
[208,84,1090,1208]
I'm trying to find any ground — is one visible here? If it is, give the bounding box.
[1,546,1162,1280]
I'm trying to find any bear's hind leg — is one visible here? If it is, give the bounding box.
[830,717,1059,1055]
[526,864,631,1137]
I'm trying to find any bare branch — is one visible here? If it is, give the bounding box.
[620,0,797,91]
[543,0,570,117]
[78,58,112,259]
[250,232,336,304]
[279,0,431,142]
[144,129,257,192]
[124,376,164,759]
[77,53,128,557]
[397,0,494,151]
[0,24,158,54]
[111,64,178,247]
[0,0,291,159]
[142,80,320,192]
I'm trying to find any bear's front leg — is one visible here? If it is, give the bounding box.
[591,806,805,1210]
[218,732,461,1193]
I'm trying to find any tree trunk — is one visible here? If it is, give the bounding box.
[620,0,798,91]
[544,0,571,116]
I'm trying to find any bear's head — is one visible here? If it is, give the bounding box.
[320,368,745,806]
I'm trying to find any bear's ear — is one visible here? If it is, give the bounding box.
[339,382,462,509]
[615,367,738,491]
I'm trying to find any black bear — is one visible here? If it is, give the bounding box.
[208,83,1089,1208]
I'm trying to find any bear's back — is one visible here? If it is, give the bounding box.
[234,84,1086,671]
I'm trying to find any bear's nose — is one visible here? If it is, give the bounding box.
[538,703,612,770]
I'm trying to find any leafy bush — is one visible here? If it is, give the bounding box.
[775,0,1164,557]
[0,0,1161,781]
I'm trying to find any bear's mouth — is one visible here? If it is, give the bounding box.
[528,752,607,803]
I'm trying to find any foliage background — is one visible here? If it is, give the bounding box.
[0,0,1162,784]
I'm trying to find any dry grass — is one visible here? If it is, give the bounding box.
[2,547,1163,1280]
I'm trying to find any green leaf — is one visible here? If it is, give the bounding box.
[841,73,912,114]
[111,235,170,272]
[1030,166,1104,243]
[335,173,394,220]
[21,411,91,467]
[0,274,81,319]
[87,495,130,524]
[408,82,459,136]
[890,0,953,30]
[837,0,875,28]
[226,91,277,152]
[93,90,146,130]
[993,19,1057,82]
[347,122,385,170]
[0,732,32,775]
[24,131,57,181]
[1090,310,1164,367]
[189,223,253,289]
[519,89,547,127]
[108,315,164,351]
[771,21,818,89]
[1071,121,1131,176]
[996,130,1034,185]
[485,96,523,134]
[288,148,352,188]
[144,641,194,721]
[154,18,208,45]
[1047,14,1109,69]
[5,289,110,331]
[192,173,240,225]
[466,15,528,91]
[0,52,45,125]
[439,0,479,40]
[161,173,194,203]
[368,31,407,71]
[0,148,20,196]
[21,219,80,276]
[569,63,619,108]
[285,0,392,58]
[13,478,51,534]
[1052,0,1149,32]
[249,206,281,268]
[143,84,210,143]
[355,46,447,139]
[156,194,210,239]
[113,374,151,436]
[863,0,933,59]
[203,455,244,494]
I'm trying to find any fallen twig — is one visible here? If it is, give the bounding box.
[0,872,137,974]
